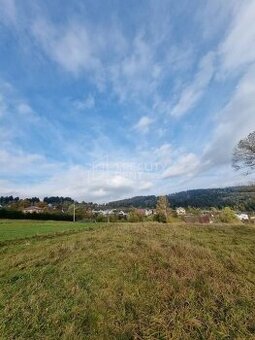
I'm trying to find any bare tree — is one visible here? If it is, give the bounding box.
[232,131,255,174]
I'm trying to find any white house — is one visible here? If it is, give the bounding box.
[23,206,44,214]
[144,209,153,216]
[176,207,186,216]
[235,213,249,221]
[118,210,128,217]
[92,209,116,216]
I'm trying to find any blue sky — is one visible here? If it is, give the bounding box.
[0,0,255,202]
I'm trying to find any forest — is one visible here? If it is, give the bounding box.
[105,185,255,211]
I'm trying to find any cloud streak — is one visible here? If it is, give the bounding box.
[171,52,215,117]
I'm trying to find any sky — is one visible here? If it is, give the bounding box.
[0,0,255,202]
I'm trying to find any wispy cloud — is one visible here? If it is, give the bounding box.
[134,116,154,134]
[73,94,95,111]
[170,52,215,117]
[219,0,255,73]
[203,66,255,167]
[32,19,102,76]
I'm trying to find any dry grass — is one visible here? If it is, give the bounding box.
[0,222,255,339]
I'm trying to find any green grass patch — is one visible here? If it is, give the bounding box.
[0,219,101,242]
[0,222,255,339]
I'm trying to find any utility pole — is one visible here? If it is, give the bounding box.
[73,203,76,222]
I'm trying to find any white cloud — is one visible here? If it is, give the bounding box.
[162,67,255,181]
[153,144,172,162]
[197,0,239,40]
[110,32,162,102]
[0,82,36,119]
[171,52,215,117]
[0,154,154,202]
[31,11,191,111]
[134,115,154,133]
[32,19,102,76]
[0,149,60,176]
[219,0,255,73]
[203,67,255,167]
[163,153,201,178]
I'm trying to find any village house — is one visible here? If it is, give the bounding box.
[144,209,153,216]
[235,213,249,222]
[118,210,128,217]
[176,207,186,216]
[23,206,44,214]
[92,209,127,216]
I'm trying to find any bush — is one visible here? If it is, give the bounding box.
[219,207,237,223]
[128,209,144,222]
[95,215,108,222]
[154,213,167,223]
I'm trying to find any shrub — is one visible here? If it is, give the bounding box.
[95,215,108,222]
[153,212,167,223]
[219,207,237,223]
[128,209,144,222]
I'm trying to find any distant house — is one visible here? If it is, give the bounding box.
[176,207,186,216]
[118,210,128,217]
[23,206,44,214]
[92,209,104,215]
[144,209,153,216]
[235,213,249,222]
[92,209,116,216]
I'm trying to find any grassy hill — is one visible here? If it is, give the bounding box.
[0,221,255,338]
[106,185,255,210]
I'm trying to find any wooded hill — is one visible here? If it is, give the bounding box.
[105,186,255,211]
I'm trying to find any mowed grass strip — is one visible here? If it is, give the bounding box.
[0,222,255,339]
[0,219,101,242]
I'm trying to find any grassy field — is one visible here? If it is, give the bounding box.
[0,221,255,339]
[0,219,100,242]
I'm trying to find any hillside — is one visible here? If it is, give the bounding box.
[106,185,255,211]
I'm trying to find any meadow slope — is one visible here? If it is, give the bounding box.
[0,222,255,339]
